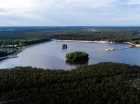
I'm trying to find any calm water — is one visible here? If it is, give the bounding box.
[0,40,140,70]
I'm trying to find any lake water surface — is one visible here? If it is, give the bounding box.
[0,40,140,70]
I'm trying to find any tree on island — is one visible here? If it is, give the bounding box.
[62,44,68,49]
[66,51,89,62]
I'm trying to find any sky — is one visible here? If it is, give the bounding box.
[0,0,140,26]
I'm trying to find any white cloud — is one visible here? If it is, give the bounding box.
[126,0,140,5]
[112,14,140,21]
[0,0,140,26]
[0,0,33,11]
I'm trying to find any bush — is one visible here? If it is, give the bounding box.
[66,51,89,62]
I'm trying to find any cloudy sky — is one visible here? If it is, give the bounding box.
[0,0,140,26]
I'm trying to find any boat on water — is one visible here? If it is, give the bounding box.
[99,48,116,51]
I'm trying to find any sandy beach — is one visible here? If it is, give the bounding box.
[124,42,140,47]
[55,39,114,44]
[55,39,140,47]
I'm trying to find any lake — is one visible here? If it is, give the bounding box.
[0,40,139,70]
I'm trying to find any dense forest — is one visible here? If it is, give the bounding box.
[0,62,139,104]
[1,27,140,44]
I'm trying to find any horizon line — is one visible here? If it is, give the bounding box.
[0,26,140,27]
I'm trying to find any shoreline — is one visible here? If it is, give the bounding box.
[0,40,52,60]
[124,42,140,47]
[55,39,140,47]
[55,39,112,44]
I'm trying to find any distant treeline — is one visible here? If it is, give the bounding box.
[52,31,140,43]
[0,62,140,104]
[1,27,140,43]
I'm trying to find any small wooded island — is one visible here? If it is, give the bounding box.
[66,51,89,62]
[62,44,68,49]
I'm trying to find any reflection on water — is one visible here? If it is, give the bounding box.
[0,40,140,70]
[65,59,88,65]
